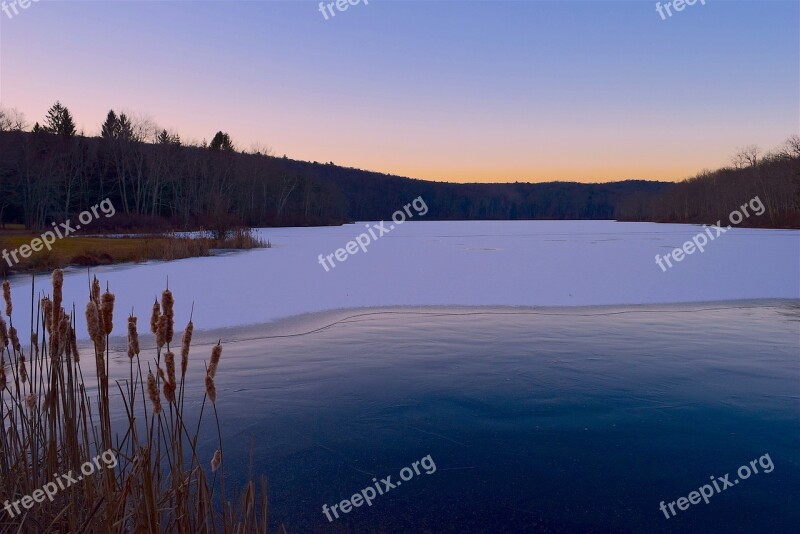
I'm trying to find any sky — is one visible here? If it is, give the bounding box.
[0,0,797,184]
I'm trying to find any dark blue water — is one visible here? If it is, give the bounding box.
[139,302,800,533]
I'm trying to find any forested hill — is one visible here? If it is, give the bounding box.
[1,128,797,231]
[0,130,667,229]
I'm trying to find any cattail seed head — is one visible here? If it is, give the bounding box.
[52,268,64,291]
[85,300,105,355]
[165,351,176,386]
[150,300,160,335]
[0,366,6,389]
[164,381,176,404]
[101,291,115,336]
[51,271,63,334]
[41,297,53,335]
[95,348,106,382]
[2,280,11,318]
[161,289,174,317]
[162,360,176,403]
[25,393,36,410]
[161,289,174,344]
[85,301,101,342]
[211,449,222,472]
[19,354,27,383]
[0,316,8,348]
[147,370,162,414]
[127,316,140,359]
[91,276,101,304]
[157,314,167,349]
[181,321,193,377]
[208,343,222,379]
[157,362,176,402]
[205,375,217,404]
[58,313,70,357]
[9,326,20,353]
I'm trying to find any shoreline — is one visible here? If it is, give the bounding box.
[95,300,799,358]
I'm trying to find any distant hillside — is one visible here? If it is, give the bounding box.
[617,146,800,228]
[0,130,669,231]
[0,128,797,231]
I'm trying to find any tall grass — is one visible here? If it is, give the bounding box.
[0,271,267,532]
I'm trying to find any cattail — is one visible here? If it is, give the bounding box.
[25,393,36,410]
[147,370,162,414]
[100,291,115,335]
[0,316,8,347]
[164,352,177,403]
[127,316,140,359]
[161,289,174,344]
[2,280,11,317]
[208,343,222,379]
[85,301,101,342]
[58,314,70,357]
[18,354,27,383]
[165,351,176,387]
[9,326,20,353]
[41,297,53,335]
[181,321,193,377]
[150,300,160,335]
[205,375,217,404]
[210,449,222,472]
[52,269,64,328]
[163,381,176,404]
[0,365,6,389]
[85,300,105,355]
[91,276,101,304]
[157,362,175,401]
[156,314,167,350]
[49,311,61,360]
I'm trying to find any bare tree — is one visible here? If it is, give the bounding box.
[0,106,28,131]
[731,145,761,168]
[248,142,273,156]
[784,135,800,158]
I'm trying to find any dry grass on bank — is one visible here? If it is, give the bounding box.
[0,229,270,277]
[0,272,268,532]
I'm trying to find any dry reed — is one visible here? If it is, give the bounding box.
[0,271,268,532]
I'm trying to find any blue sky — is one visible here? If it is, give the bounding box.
[1,0,798,182]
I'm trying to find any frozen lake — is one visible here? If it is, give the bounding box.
[6,220,799,338]
[101,303,800,532]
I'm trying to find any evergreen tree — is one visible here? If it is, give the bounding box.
[209,131,234,152]
[43,101,76,138]
[101,110,120,139]
[118,113,134,141]
[157,129,181,146]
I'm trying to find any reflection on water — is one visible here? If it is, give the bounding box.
[106,302,800,532]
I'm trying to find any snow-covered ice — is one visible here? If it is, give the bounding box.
[5,221,799,338]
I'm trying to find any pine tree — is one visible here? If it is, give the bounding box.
[43,101,76,138]
[101,110,120,139]
[118,113,134,141]
[209,131,234,152]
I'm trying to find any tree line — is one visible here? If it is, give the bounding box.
[617,138,800,227]
[0,102,798,231]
